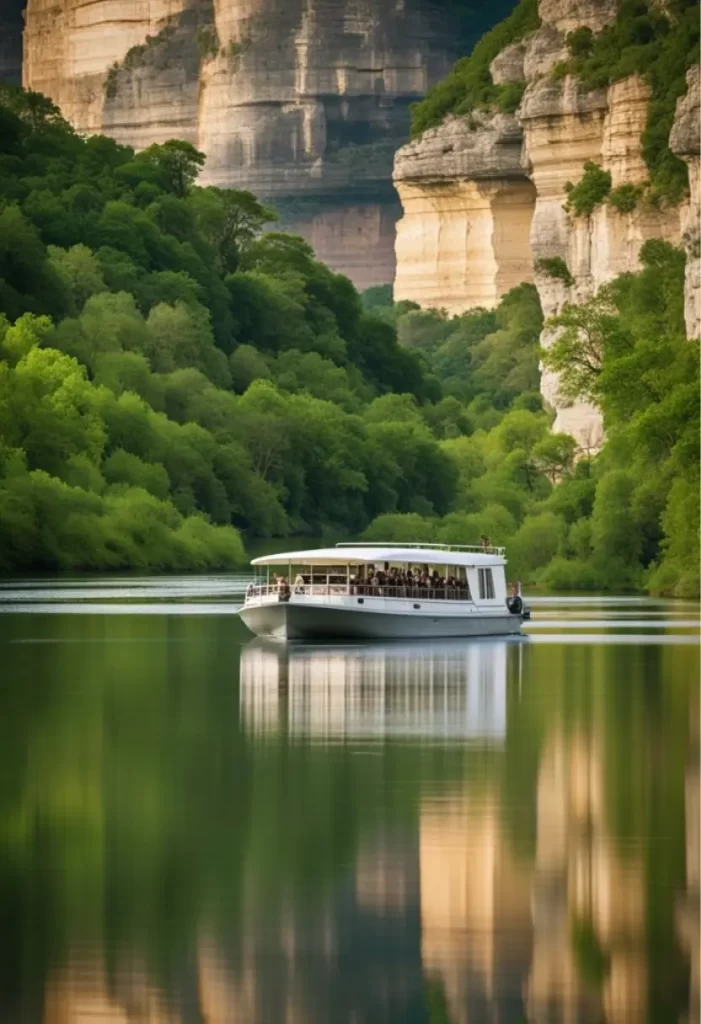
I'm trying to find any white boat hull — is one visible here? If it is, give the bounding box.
[238,600,523,640]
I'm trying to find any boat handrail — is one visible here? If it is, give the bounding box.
[338,541,506,556]
[244,582,476,604]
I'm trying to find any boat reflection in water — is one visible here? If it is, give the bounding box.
[239,638,515,741]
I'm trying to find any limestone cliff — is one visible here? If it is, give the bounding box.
[393,0,695,450]
[394,112,536,313]
[22,0,482,289]
[523,69,684,449]
[671,65,701,341]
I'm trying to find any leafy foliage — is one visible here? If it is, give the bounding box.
[565,162,612,217]
[410,0,540,135]
[535,257,575,287]
[608,182,644,213]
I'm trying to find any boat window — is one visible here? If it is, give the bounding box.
[478,568,495,600]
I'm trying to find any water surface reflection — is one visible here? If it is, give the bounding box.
[0,588,697,1023]
[240,639,511,741]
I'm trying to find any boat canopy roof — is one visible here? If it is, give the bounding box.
[251,543,506,568]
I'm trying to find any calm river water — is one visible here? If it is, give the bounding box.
[0,578,698,1023]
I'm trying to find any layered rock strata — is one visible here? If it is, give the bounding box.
[394,113,536,313]
[393,0,695,450]
[523,70,684,449]
[22,0,479,287]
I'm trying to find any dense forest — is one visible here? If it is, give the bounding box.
[0,85,698,594]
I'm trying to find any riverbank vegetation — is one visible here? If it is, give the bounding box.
[364,241,699,597]
[0,87,447,571]
[0,87,697,593]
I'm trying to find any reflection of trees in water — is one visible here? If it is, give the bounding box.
[0,619,696,1022]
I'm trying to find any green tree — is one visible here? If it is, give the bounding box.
[48,244,107,312]
[135,140,206,197]
[190,187,278,273]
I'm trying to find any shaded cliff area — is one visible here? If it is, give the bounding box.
[393,0,700,448]
[0,0,24,84]
[21,0,516,289]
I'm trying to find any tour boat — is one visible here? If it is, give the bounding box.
[238,543,529,640]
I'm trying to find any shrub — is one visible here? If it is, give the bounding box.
[608,183,644,213]
[565,162,612,216]
[495,81,526,113]
[121,23,177,73]
[535,257,574,287]
[566,26,595,57]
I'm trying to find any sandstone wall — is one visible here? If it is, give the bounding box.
[393,0,695,451]
[22,0,478,288]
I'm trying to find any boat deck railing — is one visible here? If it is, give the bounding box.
[245,583,473,604]
[339,542,506,556]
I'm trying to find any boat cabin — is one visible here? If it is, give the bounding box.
[246,542,509,609]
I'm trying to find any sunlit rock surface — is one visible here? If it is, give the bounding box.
[22,0,481,288]
[393,112,536,313]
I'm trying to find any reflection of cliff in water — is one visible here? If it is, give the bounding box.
[239,639,513,741]
[419,718,696,1024]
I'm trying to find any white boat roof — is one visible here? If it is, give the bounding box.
[251,543,506,568]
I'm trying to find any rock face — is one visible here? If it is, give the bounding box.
[523,70,683,450]
[394,112,536,313]
[0,0,24,83]
[393,0,692,451]
[22,0,480,289]
[671,65,701,341]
